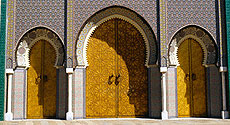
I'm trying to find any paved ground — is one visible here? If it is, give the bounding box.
[1,118,230,125]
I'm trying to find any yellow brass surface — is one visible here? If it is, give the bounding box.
[117,19,148,117]
[86,19,148,118]
[177,38,206,117]
[27,40,56,119]
[191,39,206,117]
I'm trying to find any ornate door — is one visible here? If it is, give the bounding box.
[27,40,56,119]
[177,38,206,117]
[86,18,148,118]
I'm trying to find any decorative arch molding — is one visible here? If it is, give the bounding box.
[168,26,217,67]
[16,27,65,68]
[76,7,157,67]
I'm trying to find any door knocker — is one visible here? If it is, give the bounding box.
[35,75,42,84]
[108,74,114,85]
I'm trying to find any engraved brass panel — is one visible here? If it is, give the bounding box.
[86,19,148,118]
[86,19,116,118]
[177,38,206,117]
[27,40,56,119]
[117,19,148,117]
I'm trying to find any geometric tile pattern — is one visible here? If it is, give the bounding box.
[76,7,157,67]
[72,0,157,67]
[6,0,14,69]
[7,0,65,68]
[168,26,217,66]
[160,0,167,66]
[166,67,177,118]
[167,0,216,56]
[67,0,74,68]
[15,0,64,43]
[12,69,26,120]
[72,68,85,118]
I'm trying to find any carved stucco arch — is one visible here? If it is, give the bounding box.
[16,27,65,68]
[76,7,157,67]
[168,25,217,67]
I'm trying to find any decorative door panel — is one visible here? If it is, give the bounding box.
[190,40,206,116]
[27,41,43,119]
[86,19,116,118]
[27,40,56,119]
[117,20,148,117]
[177,38,206,117]
[177,39,191,117]
[43,42,57,117]
[86,18,148,118]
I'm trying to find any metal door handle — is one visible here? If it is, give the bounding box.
[43,75,48,82]
[185,73,190,81]
[36,75,41,84]
[192,73,196,81]
[108,74,114,85]
[115,74,121,86]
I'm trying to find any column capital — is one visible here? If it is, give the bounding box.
[5,69,14,74]
[219,66,227,72]
[66,68,74,74]
[160,67,167,73]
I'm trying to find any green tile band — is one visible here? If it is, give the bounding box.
[0,0,6,121]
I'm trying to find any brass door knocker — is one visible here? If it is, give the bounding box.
[185,73,190,81]
[115,74,121,86]
[35,75,42,84]
[192,73,196,81]
[43,75,48,82]
[108,74,114,85]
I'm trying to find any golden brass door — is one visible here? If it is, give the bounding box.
[177,38,206,117]
[27,40,56,119]
[86,18,148,118]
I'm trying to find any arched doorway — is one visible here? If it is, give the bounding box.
[177,38,207,117]
[86,18,148,118]
[27,40,57,119]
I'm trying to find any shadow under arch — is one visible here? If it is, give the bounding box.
[75,6,158,68]
[15,27,65,68]
[168,25,217,67]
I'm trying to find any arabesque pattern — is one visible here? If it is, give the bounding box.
[177,38,206,117]
[86,19,148,118]
[27,40,56,119]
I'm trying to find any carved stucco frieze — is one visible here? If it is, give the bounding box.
[76,7,157,67]
[168,26,217,67]
[16,28,65,68]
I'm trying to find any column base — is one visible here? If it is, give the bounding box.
[5,112,13,121]
[222,111,229,119]
[66,112,73,120]
[161,111,168,120]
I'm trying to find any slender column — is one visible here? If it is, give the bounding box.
[66,68,73,120]
[220,67,229,119]
[160,67,168,120]
[5,69,14,121]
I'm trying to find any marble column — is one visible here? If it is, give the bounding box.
[160,67,168,120]
[5,69,14,121]
[66,68,73,120]
[220,67,229,119]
